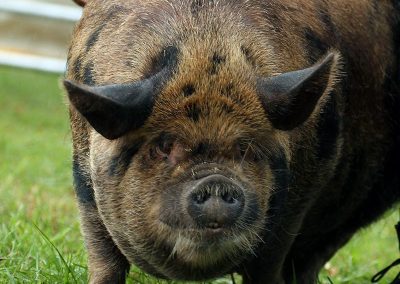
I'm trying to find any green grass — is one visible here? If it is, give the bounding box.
[0,66,398,283]
[318,210,398,284]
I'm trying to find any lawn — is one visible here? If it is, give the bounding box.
[0,66,398,283]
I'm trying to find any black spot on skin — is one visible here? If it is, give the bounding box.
[86,24,106,52]
[83,62,95,85]
[266,13,283,33]
[109,140,143,176]
[209,53,226,75]
[213,53,225,65]
[145,46,179,78]
[190,0,202,14]
[316,93,340,160]
[266,148,289,228]
[318,9,336,34]
[72,55,82,80]
[192,142,213,156]
[190,0,214,15]
[187,103,201,122]
[73,159,95,204]
[182,84,195,97]
[240,46,254,64]
[304,27,329,61]
[84,5,123,51]
[222,83,234,96]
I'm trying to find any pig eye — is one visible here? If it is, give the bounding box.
[152,134,174,159]
[156,141,172,157]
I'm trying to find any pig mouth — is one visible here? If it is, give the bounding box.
[137,223,263,281]
[170,226,242,249]
[154,199,264,273]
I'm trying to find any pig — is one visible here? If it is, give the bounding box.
[64,0,400,283]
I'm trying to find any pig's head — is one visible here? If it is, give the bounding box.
[65,1,340,280]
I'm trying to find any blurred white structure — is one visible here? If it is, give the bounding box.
[0,0,82,73]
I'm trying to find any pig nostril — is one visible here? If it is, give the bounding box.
[221,192,237,204]
[193,192,211,204]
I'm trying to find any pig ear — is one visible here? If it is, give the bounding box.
[64,74,161,140]
[257,52,340,130]
[72,0,86,7]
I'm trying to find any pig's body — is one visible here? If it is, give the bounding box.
[65,0,400,283]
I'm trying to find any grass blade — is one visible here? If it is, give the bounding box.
[32,222,78,284]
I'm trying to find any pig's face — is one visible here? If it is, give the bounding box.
[84,62,289,279]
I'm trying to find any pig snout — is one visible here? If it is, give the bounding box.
[187,174,245,229]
